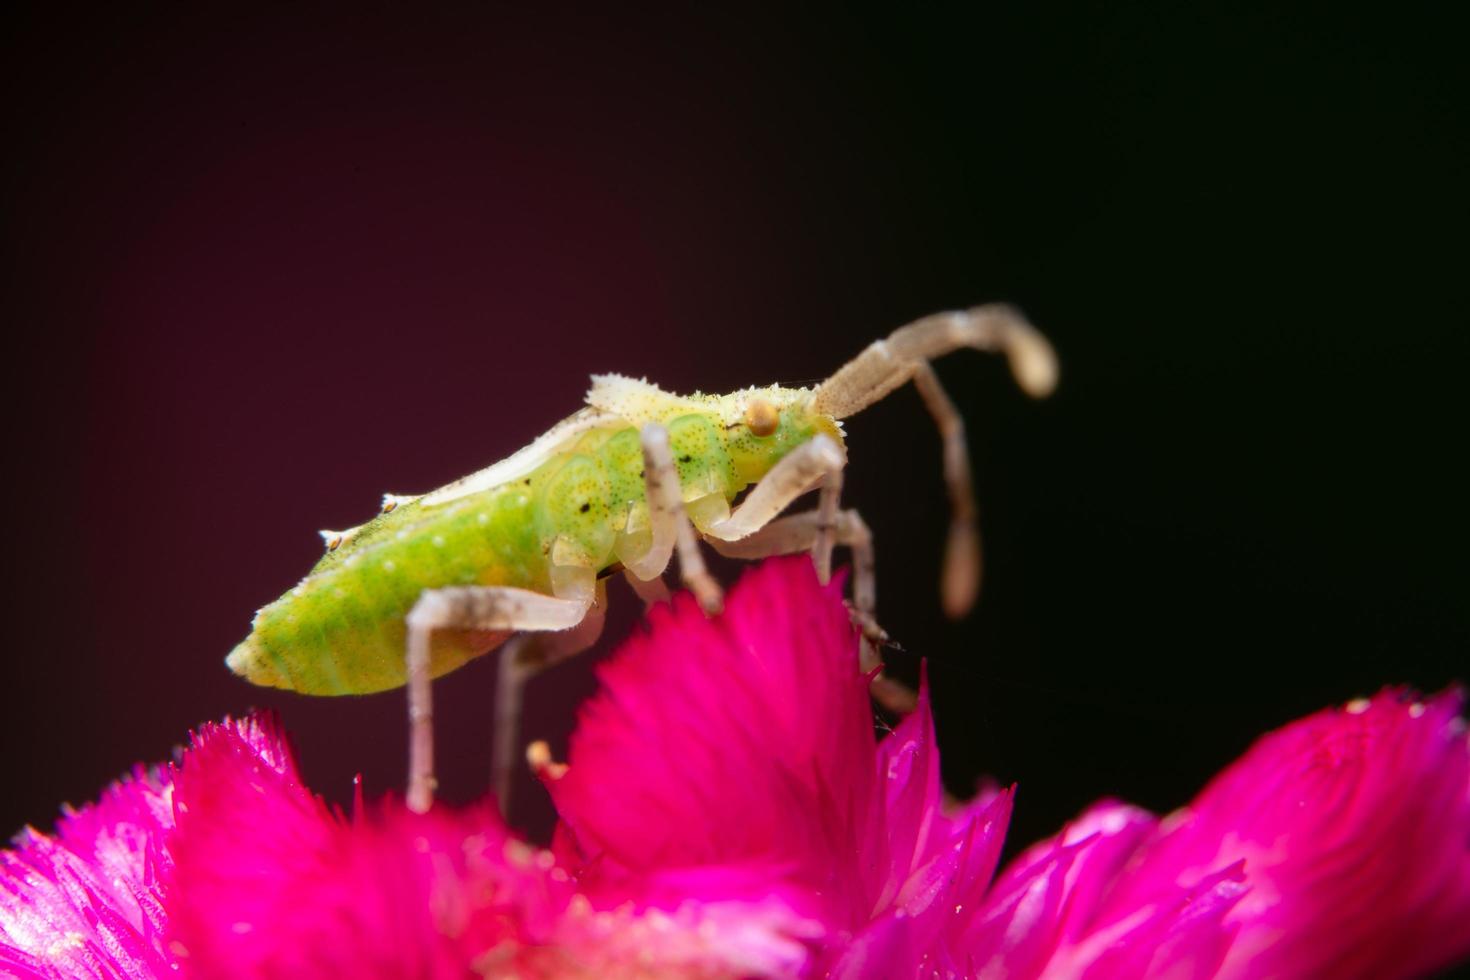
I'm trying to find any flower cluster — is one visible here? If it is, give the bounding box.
[3,557,1468,978]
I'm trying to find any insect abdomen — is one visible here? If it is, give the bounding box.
[232,487,549,695]
[229,412,747,696]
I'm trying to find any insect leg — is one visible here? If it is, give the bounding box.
[625,423,722,613]
[699,434,847,542]
[493,580,607,811]
[707,508,915,715]
[812,466,842,586]
[620,426,679,582]
[623,568,671,607]
[403,575,594,813]
[708,510,874,623]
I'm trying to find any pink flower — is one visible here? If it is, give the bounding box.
[1038,689,1470,979]
[3,712,821,979]
[0,760,176,979]
[541,558,1017,975]
[3,557,1468,977]
[548,558,1470,977]
[164,714,821,978]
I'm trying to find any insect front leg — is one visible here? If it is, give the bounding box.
[707,508,915,715]
[699,434,847,542]
[403,570,595,814]
[811,304,1057,618]
[707,508,877,640]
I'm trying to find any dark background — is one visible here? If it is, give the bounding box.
[3,4,1464,871]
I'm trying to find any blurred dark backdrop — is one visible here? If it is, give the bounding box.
[3,5,1464,864]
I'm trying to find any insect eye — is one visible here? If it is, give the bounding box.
[745,399,780,437]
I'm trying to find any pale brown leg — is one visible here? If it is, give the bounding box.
[813,468,842,586]
[624,568,671,607]
[492,581,607,809]
[706,507,914,715]
[403,568,595,813]
[912,362,981,619]
[700,435,847,542]
[623,423,723,613]
[707,508,874,626]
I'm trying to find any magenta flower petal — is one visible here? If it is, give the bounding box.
[546,557,1015,974]
[10,555,1467,979]
[838,787,1015,978]
[873,672,949,910]
[979,801,1245,978]
[1057,862,1247,980]
[166,709,821,978]
[1,764,177,979]
[848,677,1015,974]
[1100,688,1470,979]
[548,557,884,922]
[164,713,575,978]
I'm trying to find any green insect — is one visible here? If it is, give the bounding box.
[227,305,1057,812]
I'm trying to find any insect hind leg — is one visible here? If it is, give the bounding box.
[623,567,671,607]
[403,573,594,814]
[492,580,607,815]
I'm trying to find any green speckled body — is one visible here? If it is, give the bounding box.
[230,390,838,696]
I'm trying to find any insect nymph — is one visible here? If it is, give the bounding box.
[227,305,1057,812]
